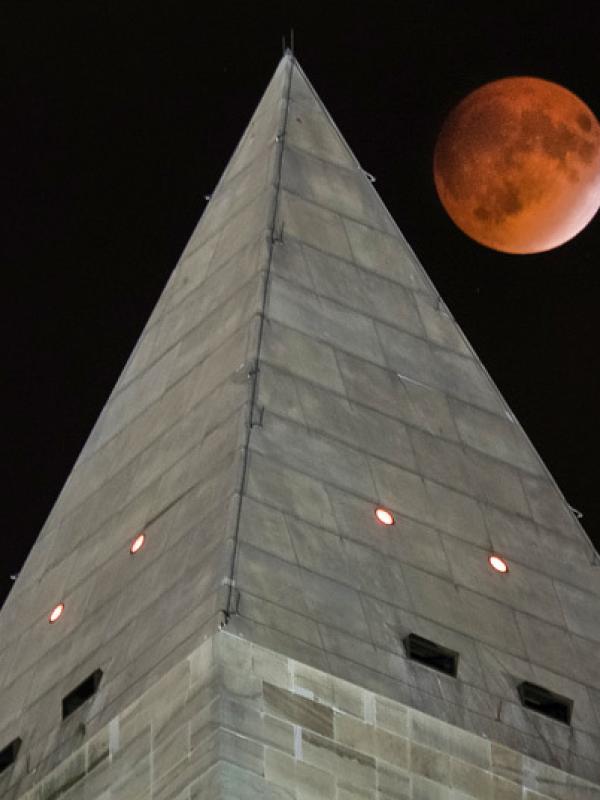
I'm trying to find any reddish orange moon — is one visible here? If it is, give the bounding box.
[434,77,600,253]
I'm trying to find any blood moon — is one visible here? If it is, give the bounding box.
[434,77,600,253]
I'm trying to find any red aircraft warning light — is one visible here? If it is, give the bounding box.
[374,507,395,526]
[488,554,509,574]
[130,532,146,555]
[49,603,65,624]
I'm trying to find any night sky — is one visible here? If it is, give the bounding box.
[2,2,599,607]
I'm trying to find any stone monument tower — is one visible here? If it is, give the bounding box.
[1,53,599,800]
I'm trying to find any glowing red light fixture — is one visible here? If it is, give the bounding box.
[374,507,395,526]
[130,532,146,555]
[49,603,65,624]
[488,554,509,574]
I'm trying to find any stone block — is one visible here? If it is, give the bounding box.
[335,351,422,426]
[449,401,541,475]
[387,516,452,578]
[245,451,337,531]
[256,363,307,426]
[220,695,296,755]
[210,189,272,271]
[174,273,263,379]
[261,319,347,395]
[410,428,476,496]
[411,774,450,800]
[267,274,385,364]
[287,518,352,584]
[292,378,417,471]
[189,639,216,688]
[432,348,503,414]
[492,774,523,800]
[375,729,409,767]
[264,682,334,738]
[162,229,221,317]
[32,751,86,800]
[402,378,461,442]
[337,786,376,800]
[424,479,489,546]
[301,570,368,639]
[270,237,314,290]
[342,217,430,293]
[111,754,150,800]
[286,98,355,168]
[376,324,437,389]
[238,496,297,563]
[377,763,411,799]
[410,742,450,783]
[491,743,523,783]
[291,661,335,706]
[220,99,283,185]
[318,626,379,673]
[450,758,493,799]
[86,726,109,773]
[443,537,564,624]
[221,665,263,708]
[554,581,600,643]
[219,729,264,776]
[402,565,527,657]
[208,761,293,800]
[123,241,264,387]
[239,594,323,652]
[520,476,580,537]
[282,146,393,234]
[154,726,191,784]
[334,713,375,755]
[516,614,600,689]
[230,616,331,676]
[340,540,412,609]
[235,542,308,617]
[297,242,424,337]
[188,693,224,755]
[376,697,409,738]
[463,450,530,517]
[485,506,598,596]
[369,460,431,524]
[301,730,376,791]
[189,149,274,250]
[265,747,336,799]
[415,295,471,356]
[279,191,353,261]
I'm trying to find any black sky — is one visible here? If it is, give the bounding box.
[2,1,599,607]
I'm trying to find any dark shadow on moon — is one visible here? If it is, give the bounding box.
[434,77,600,250]
[474,179,524,224]
[437,104,599,224]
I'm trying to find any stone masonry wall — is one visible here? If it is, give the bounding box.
[3,632,599,800]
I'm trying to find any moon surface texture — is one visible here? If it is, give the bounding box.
[434,77,600,253]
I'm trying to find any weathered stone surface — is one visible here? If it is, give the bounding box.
[1,633,600,800]
[1,51,599,800]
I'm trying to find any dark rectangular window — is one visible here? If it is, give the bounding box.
[0,738,21,774]
[403,633,459,677]
[62,669,103,719]
[517,681,573,725]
